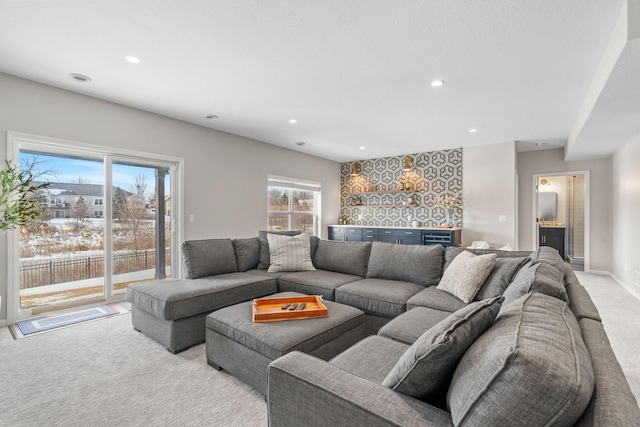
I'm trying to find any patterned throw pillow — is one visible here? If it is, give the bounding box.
[437,251,497,303]
[267,233,316,273]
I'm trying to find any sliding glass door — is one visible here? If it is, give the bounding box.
[10,134,180,319]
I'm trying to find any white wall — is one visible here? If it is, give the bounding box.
[0,73,341,323]
[462,142,517,248]
[517,148,611,271]
[611,133,640,296]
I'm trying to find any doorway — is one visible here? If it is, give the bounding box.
[7,132,182,324]
[532,171,590,272]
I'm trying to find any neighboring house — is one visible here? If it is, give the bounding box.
[38,182,132,219]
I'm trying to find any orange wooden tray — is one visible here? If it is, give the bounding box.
[252,295,328,323]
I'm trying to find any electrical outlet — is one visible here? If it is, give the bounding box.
[189,214,195,223]
[498,215,507,223]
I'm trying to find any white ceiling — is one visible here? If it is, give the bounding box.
[1,1,636,162]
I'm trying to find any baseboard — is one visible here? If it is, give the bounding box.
[608,272,640,302]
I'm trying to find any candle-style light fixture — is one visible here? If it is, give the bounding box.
[402,156,414,171]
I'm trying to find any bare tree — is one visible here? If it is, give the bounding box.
[122,175,151,252]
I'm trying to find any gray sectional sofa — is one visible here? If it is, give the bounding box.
[126,231,640,426]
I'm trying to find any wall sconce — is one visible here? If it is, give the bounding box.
[350,162,361,176]
[402,156,414,171]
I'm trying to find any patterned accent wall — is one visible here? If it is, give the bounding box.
[340,149,462,227]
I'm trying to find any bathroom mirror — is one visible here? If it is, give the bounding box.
[538,191,557,221]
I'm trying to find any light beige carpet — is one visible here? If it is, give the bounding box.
[576,271,640,401]
[0,312,267,427]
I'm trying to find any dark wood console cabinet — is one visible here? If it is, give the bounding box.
[329,226,461,247]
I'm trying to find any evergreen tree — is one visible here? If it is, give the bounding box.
[72,196,89,229]
[112,187,126,221]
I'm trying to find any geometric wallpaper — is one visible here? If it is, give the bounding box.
[340,148,462,228]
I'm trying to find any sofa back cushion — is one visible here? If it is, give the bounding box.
[366,242,444,286]
[257,230,301,270]
[502,261,568,306]
[443,246,532,271]
[232,237,260,272]
[529,246,567,276]
[181,239,238,279]
[448,292,595,427]
[382,296,503,400]
[313,240,371,277]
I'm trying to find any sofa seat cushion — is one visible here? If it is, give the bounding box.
[335,278,425,318]
[329,335,409,384]
[313,240,371,277]
[277,270,363,301]
[502,260,568,306]
[378,307,453,345]
[383,297,503,400]
[366,242,444,286]
[244,269,291,279]
[448,292,594,427]
[206,292,364,361]
[406,286,466,312]
[126,272,277,320]
[181,238,238,279]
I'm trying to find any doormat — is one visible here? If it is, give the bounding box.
[15,305,119,336]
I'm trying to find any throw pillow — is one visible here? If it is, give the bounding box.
[267,233,315,273]
[382,296,503,399]
[257,230,301,269]
[448,292,594,426]
[437,251,497,303]
[474,256,529,300]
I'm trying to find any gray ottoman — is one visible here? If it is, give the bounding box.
[206,291,365,395]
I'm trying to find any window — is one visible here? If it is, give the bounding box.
[267,175,321,236]
[6,131,183,323]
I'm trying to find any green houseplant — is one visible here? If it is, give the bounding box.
[0,159,49,231]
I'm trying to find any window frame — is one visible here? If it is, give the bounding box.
[6,131,185,324]
[267,175,321,236]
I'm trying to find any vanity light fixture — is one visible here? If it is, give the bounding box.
[350,162,361,176]
[402,156,414,171]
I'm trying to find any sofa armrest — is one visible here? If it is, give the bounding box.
[267,351,453,427]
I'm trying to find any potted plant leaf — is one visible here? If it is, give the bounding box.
[0,159,50,231]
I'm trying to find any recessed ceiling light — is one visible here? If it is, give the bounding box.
[431,79,445,87]
[69,73,92,83]
[359,146,366,150]
[295,141,306,146]
[125,56,141,64]
[469,128,477,133]
[289,119,297,124]
[204,114,218,120]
